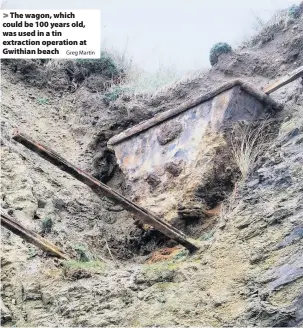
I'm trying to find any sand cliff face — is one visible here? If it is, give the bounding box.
[1,6,303,327]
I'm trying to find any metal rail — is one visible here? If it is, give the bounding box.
[12,132,199,252]
[263,66,303,94]
[1,211,69,259]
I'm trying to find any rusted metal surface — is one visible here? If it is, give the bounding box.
[263,66,303,94]
[12,132,199,252]
[108,79,281,147]
[108,84,277,223]
[110,86,267,181]
[1,211,69,259]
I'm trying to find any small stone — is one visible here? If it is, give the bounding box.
[213,299,223,307]
[177,202,205,220]
[295,135,303,144]
[218,220,226,229]
[137,292,144,300]
[234,217,251,229]
[247,179,259,188]
[157,122,183,145]
[0,299,11,324]
[249,253,263,264]
[53,198,65,210]
[7,209,13,215]
[38,199,46,208]
[164,162,182,177]
[1,202,9,209]
[41,292,54,307]
[146,173,161,188]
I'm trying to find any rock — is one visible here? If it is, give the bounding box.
[22,281,41,301]
[137,291,145,300]
[134,266,176,286]
[281,128,300,144]
[53,198,65,210]
[276,226,303,249]
[247,179,259,188]
[38,199,47,208]
[249,251,264,264]
[0,298,12,324]
[157,122,183,145]
[234,215,252,229]
[41,291,54,307]
[257,167,271,183]
[265,208,293,225]
[177,202,205,220]
[164,162,182,177]
[64,268,92,280]
[146,173,161,188]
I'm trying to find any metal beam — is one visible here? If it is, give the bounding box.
[1,211,69,260]
[12,132,199,252]
[263,66,303,94]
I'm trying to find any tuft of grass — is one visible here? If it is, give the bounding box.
[76,51,122,79]
[37,97,49,105]
[103,86,125,104]
[173,249,189,261]
[246,4,302,48]
[288,4,301,19]
[143,260,179,273]
[63,260,106,271]
[123,64,182,95]
[230,121,269,180]
[101,42,187,97]
[41,217,53,235]
[200,230,215,241]
[73,244,91,262]
[101,61,184,100]
[27,246,38,259]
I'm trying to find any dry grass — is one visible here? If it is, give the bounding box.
[44,46,187,97]
[265,8,293,29]
[230,120,270,180]
[105,60,186,97]
[101,42,196,97]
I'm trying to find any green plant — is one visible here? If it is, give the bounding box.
[76,51,121,78]
[173,249,189,261]
[143,260,179,273]
[288,4,301,19]
[38,58,51,65]
[27,246,38,259]
[103,86,124,104]
[73,244,90,262]
[200,230,215,241]
[41,217,53,235]
[209,42,232,66]
[63,260,106,271]
[37,97,49,105]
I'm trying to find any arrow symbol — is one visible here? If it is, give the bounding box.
[3,13,8,18]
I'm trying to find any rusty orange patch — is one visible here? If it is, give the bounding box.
[146,247,181,264]
[122,154,138,166]
[205,203,222,216]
